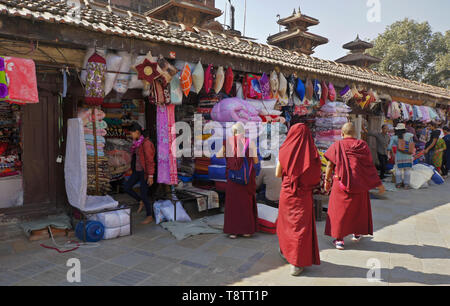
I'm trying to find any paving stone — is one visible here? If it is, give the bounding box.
[221,246,260,260]
[13,260,55,278]
[109,251,153,268]
[110,269,151,286]
[31,266,68,285]
[0,270,25,285]
[85,262,127,280]
[132,256,174,274]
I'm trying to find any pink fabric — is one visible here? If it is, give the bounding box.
[156,105,177,185]
[167,104,178,185]
[4,57,39,104]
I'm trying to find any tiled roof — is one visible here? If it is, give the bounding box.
[0,0,449,102]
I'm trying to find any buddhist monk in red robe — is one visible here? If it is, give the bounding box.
[324,123,385,250]
[218,123,259,239]
[276,123,322,276]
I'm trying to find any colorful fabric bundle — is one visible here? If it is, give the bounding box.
[214,66,225,94]
[204,64,214,94]
[170,73,183,105]
[135,58,160,84]
[320,80,328,106]
[2,57,39,104]
[269,71,279,99]
[180,63,192,97]
[85,53,107,106]
[192,61,204,94]
[224,67,234,95]
[295,78,306,101]
[328,83,336,102]
[339,86,352,103]
[0,57,8,100]
[244,74,262,100]
[260,73,271,100]
[156,55,177,86]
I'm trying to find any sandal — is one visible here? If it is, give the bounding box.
[228,234,238,239]
[395,184,403,189]
[243,234,253,238]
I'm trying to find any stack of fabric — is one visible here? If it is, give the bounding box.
[0,102,21,178]
[79,108,111,195]
[314,102,351,150]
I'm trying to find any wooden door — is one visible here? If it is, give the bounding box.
[21,85,59,206]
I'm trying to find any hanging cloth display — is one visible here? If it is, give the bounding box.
[180,63,192,97]
[269,70,279,99]
[157,105,171,184]
[214,66,225,94]
[320,80,328,106]
[328,83,336,102]
[192,61,204,94]
[259,72,271,100]
[85,53,107,106]
[167,104,178,185]
[224,67,234,95]
[170,73,183,105]
[0,57,8,100]
[2,57,39,104]
[204,64,214,94]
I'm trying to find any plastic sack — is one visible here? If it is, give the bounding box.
[113,52,132,94]
[211,97,261,123]
[105,53,123,96]
[153,200,192,224]
[246,99,277,116]
[409,164,434,189]
[128,55,146,89]
[257,203,278,234]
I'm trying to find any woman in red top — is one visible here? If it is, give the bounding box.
[276,123,322,276]
[125,122,156,225]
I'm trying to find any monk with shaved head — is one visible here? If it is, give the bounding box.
[324,123,385,250]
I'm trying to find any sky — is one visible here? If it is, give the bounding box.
[214,0,450,61]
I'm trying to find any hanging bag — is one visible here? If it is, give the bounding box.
[228,139,252,185]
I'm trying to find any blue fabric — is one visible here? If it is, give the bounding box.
[295,79,305,101]
[208,165,226,181]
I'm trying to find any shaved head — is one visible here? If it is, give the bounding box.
[342,122,356,138]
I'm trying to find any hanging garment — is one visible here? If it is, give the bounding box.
[0,57,8,100]
[305,78,313,101]
[170,73,183,105]
[180,63,192,97]
[204,64,214,94]
[192,61,204,94]
[328,83,336,102]
[224,67,234,95]
[269,70,279,99]
[85,53,107,106]
[320,80,328,106]
[167,104,178,185]
[295,78,305,101]
[157,105,171,184]
[214,66,225,94]
[259,72,271,100]
[3,57,39,104]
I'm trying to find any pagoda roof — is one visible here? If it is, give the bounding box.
[145,0,222,19]
[278,12,320,27]
[336,53,382,65]
[343,35,374,50]
[267,29,329,45]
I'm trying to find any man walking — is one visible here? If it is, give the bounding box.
[364,124,390,179]
[324,123,385,250]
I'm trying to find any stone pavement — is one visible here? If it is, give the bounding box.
[0,180,449,286]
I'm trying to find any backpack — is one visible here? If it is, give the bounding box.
[398,139,415,155]
[227,139,260,185]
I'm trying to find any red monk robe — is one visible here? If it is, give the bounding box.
[223,135,258,235]
[277,124,322,267]
[324,137,382,239]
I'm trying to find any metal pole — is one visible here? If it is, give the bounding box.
[243,0,247,36]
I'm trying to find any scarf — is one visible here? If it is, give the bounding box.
[131,135,145,154]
